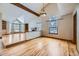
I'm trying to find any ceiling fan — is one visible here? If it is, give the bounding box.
[39,3,47,17]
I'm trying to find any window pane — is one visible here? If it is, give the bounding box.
[49,27,57,33]
[50,21,56,27]
[13,24,20,32]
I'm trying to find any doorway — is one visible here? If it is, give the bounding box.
[25,24,28,32]
[73,12,77,44]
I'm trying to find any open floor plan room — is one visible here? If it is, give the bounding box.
[0,3,79,56]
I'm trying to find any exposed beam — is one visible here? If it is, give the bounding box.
[11,3,40,17]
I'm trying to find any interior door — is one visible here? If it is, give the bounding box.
[2,20,6,30]
[25,24,28,32]
[2,20,7,35]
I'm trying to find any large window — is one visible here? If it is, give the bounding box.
[49,16,58,34]
[11,20,24,33]
[12,23,21,32]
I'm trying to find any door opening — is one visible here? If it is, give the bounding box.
[73,12,77,44]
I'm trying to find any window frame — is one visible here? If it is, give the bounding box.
[11,23,22,33]
[49,17,58,34]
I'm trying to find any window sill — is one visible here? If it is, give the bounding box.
[49,33,58,35]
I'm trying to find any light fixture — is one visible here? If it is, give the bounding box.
[40,3,47,16]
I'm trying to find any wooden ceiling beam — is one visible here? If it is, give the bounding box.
[11,3,40,17]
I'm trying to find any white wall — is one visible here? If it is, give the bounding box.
[0,13,2,37]
[76,5,79,52]
[0,19,2,37]
[0,6,2,36]
[42,14,73,40]
[77,9,79,52]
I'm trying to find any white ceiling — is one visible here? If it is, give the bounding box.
[57,3,77,16]
[21,3,77,17]
[21,3,48,13]
[0,3,78,23]
[12,3,79,22]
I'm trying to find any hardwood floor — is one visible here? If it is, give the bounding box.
[0,37,79,56]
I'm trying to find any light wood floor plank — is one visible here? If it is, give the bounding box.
[0,37,79,56]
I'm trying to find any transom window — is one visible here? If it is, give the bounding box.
[49,16,58,34]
